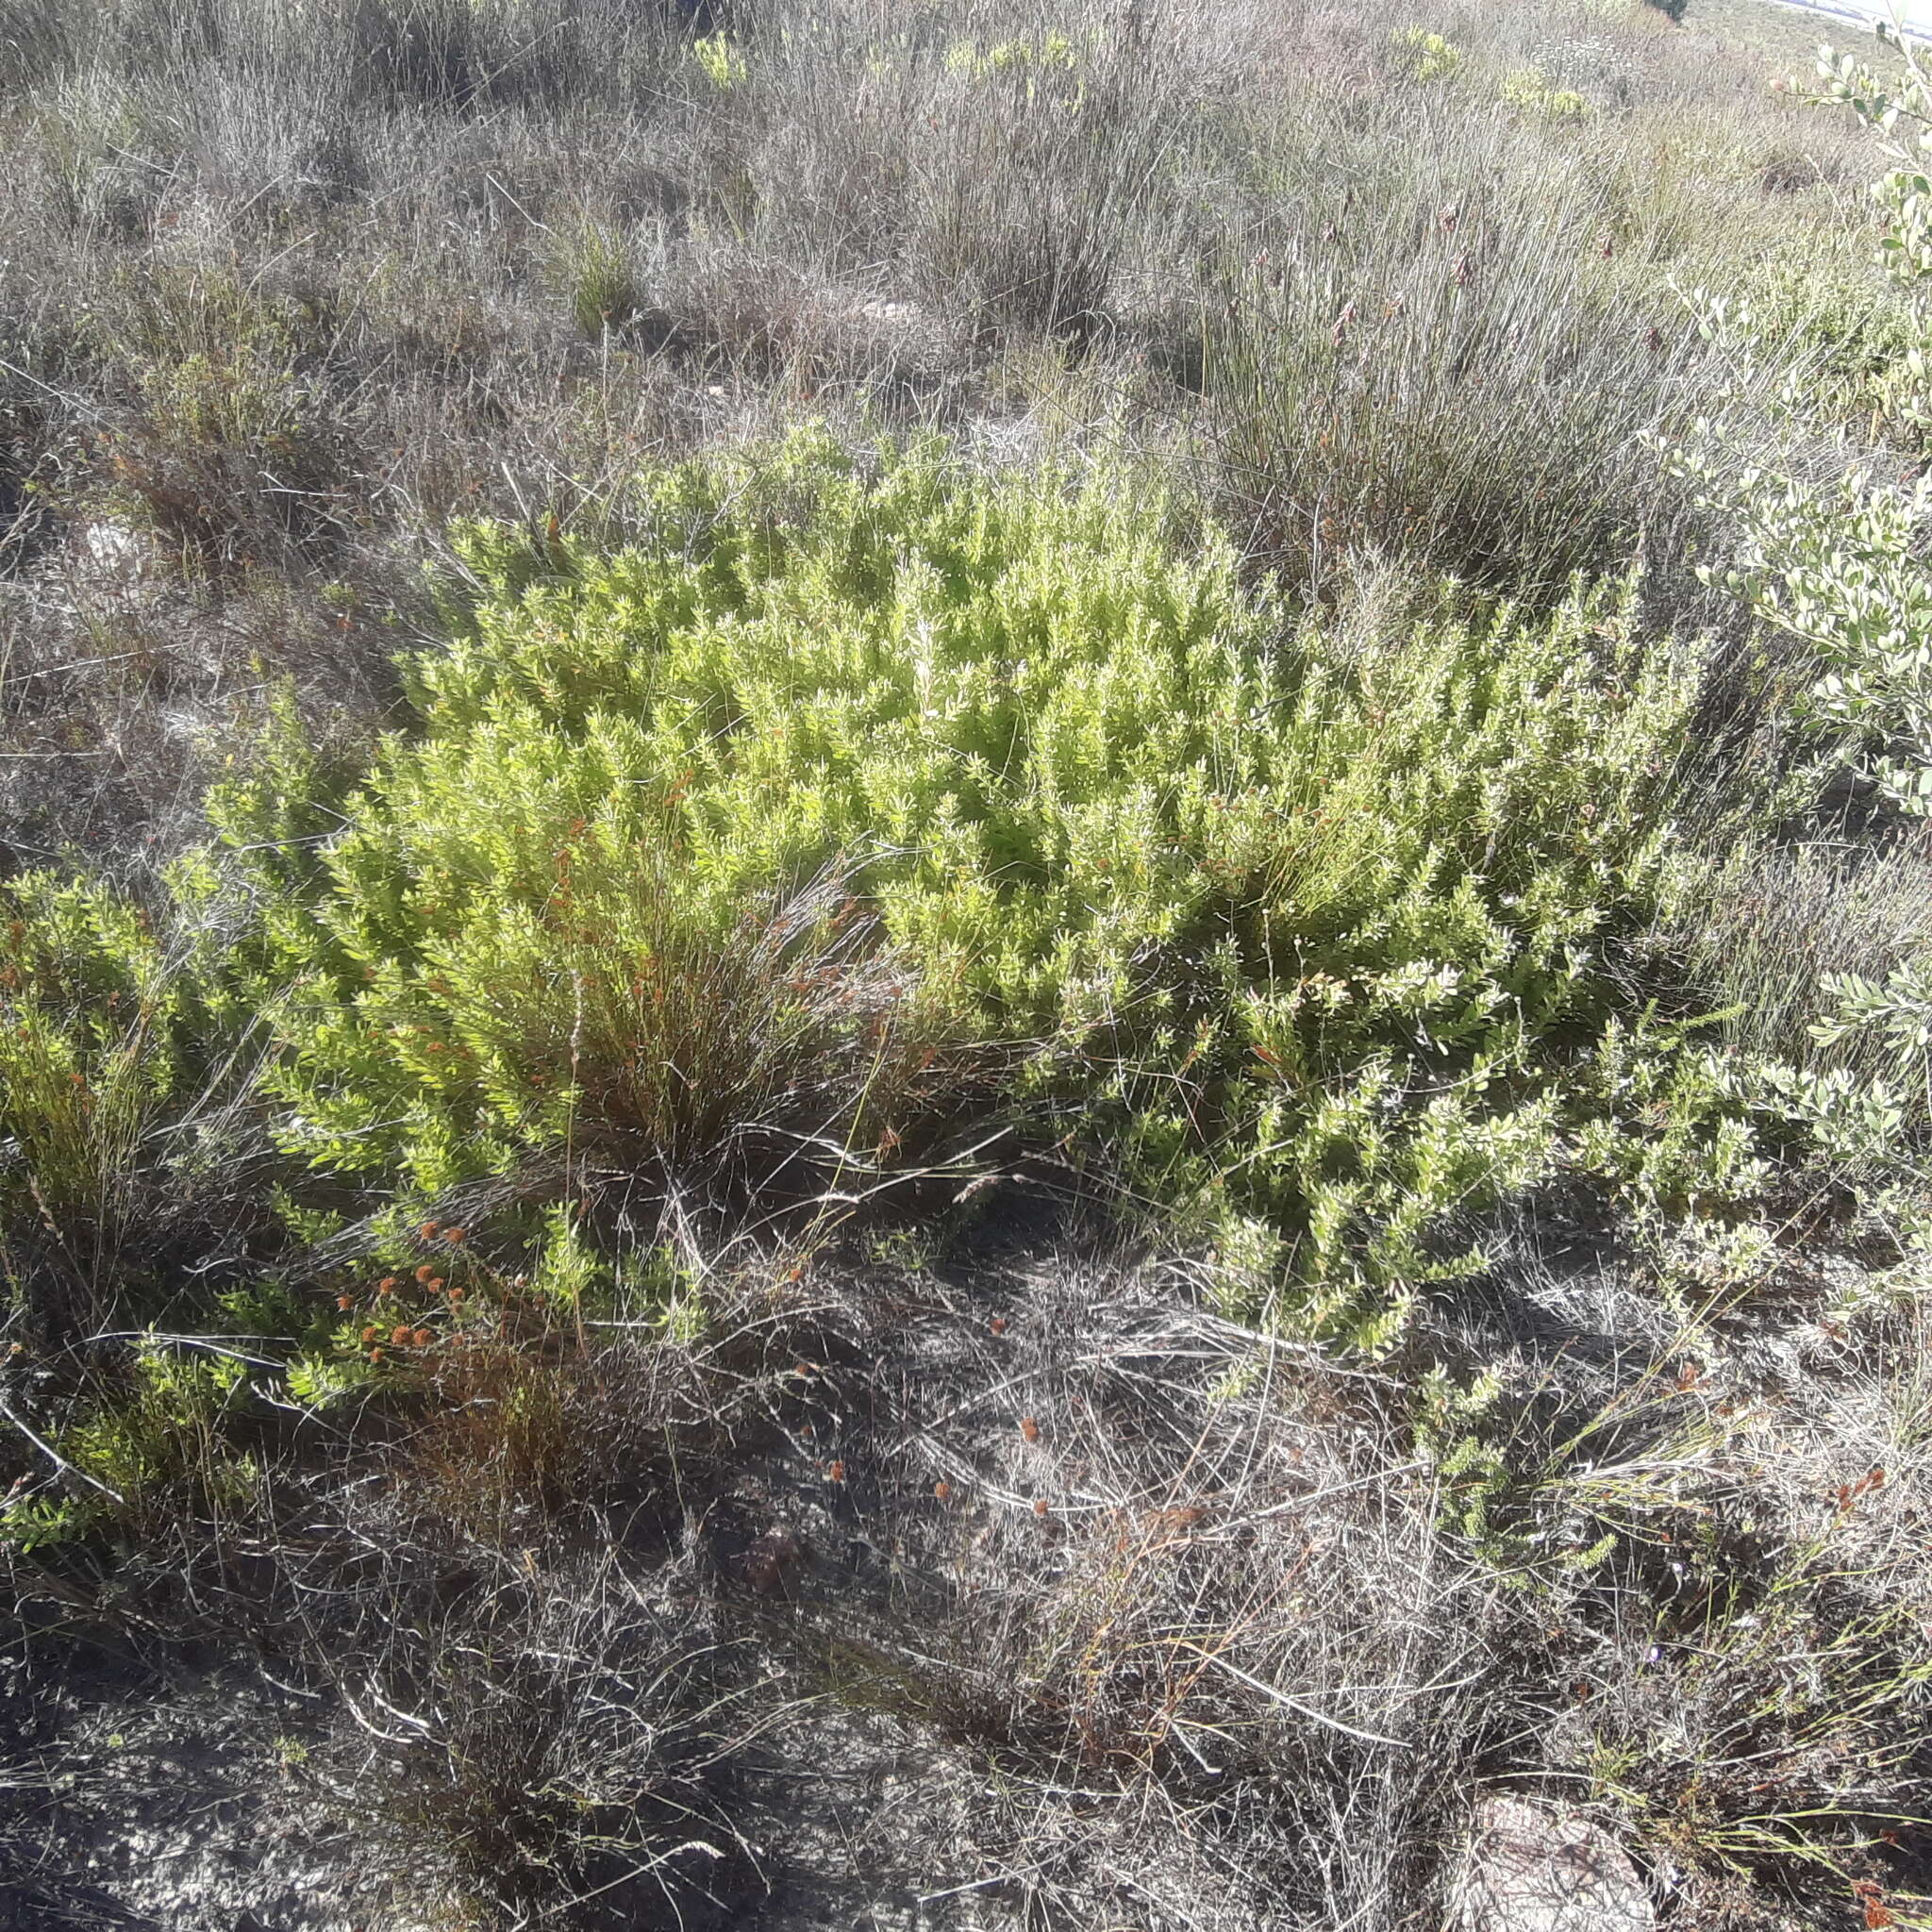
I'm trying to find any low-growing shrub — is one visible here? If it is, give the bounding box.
[1389,27,1463,85]
[7,433,1718,1347]
[90,268,349,570]
[2,9,1928,1930]
[0,868,272,1329]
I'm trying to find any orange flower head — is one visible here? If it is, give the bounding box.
[412,1328,433,1350]
[336,1294,353,1312]
[989,1316,1008,1337]
[419,1222,440,1239]
[1020,1416,1041,1443]
[444,1226,466,1244]
[826,1459,847,1484]
[377,1277,397,1294]
[1032,1498,1049,1518]
[415,1264,435,1283]
[427,1277,444,1293]
[391,1324,413,1347]
[933,1481,952,1503]
[368,1347,384,1363]
[360,1325,378,1345]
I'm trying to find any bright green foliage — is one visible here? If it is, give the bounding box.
[941,28,1089,116]
[558,222,641,338]
[0,734,298,1292]
[1500,67,1591,121]
[1390,28,1463,84]
[690,31,746,92]
[181,434,1692,1336]
[0,1341,257,1549]
[1,436,1710,1342]
[945,32,1081,80]
[0,872,202,1244]
[65,1341,255,1513]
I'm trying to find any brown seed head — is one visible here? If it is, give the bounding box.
[1020,1416,1041,1443]
[412,1328,433,1349]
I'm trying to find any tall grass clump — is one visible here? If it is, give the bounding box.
[746,1,1192,341]
[1197,149,1724,596]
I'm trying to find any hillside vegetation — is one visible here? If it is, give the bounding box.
[2,2,1931,1928]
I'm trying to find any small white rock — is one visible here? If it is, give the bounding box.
[79,521,152,576]
[1450,1793,1654,1932]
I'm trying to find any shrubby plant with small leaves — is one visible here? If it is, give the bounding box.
[1660,30,1932,1201]
[1674,31,1932,823]
[3,434,1727,1352]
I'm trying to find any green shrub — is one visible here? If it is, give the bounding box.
[691,30,746,92]
[0,869,258,1318]
[0,1339,259,1550]
[1734,257,1927,444]
[1499,67,1591,121]
[0,873,186,1231]
[1672,37,1932,823]
[142,432,1690,1340]
[1390,29,1463,85]
[4,432,1726,1342]
[65,1340,257,1513]
[1679,454,1932,818]
[558,223,643,340]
